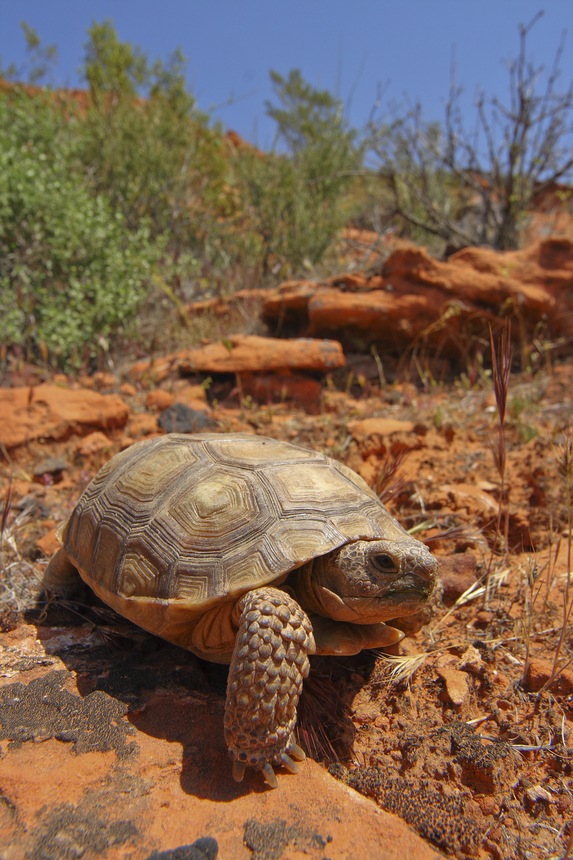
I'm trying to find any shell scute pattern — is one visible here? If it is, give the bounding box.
[61,433,405,616]
[202,435,320,468]
[166,466,268,546]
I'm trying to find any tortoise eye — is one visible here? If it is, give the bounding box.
[372,553,397,572]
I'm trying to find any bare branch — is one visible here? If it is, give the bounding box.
[368,12,573,251]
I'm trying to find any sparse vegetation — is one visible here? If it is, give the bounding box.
[235,69,361,276]
[489,322,512,558]
[0,25,363,368]
[368,11,573,253]
[1,16,573,367]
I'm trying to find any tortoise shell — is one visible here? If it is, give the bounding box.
[60,433,412,644]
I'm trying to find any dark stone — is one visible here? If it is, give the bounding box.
[146,837,218,860]
[157,403,214,433]
[0,669,136,757]
[243,817,326,860]
[32,802,138,860]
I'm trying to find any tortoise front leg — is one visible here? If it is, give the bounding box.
[224,587,315,788]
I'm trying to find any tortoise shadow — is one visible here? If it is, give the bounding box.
[30,598,257,801]
[31,598,372,800]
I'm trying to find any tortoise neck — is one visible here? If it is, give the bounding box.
[289,560,328,618]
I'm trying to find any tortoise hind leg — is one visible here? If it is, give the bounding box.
[224,587,315,788]
[43,548,83,596]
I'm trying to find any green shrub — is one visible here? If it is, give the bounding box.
[0,25,368,371]
[0,90,159,369]
[79,23,231,261]
[235,148,337,274]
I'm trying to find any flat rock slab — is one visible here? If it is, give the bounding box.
[177,334,345,374]
[0,384,129,449]
[0,625,443,860]
[262,238,573,357]
[129,335,345,382]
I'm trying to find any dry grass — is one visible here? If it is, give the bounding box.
[489,321,512,554]
[538,429,573,693]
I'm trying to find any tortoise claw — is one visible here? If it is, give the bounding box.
[232,744,306,787]
[262,763,278,789]
[288,743,306,762]
[232,761,246,783]
[280,753,300,774]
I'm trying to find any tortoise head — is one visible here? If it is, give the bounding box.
[299,537,438,624]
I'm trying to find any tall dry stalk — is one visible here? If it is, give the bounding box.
[537,429,573,693]
[490,321,512,551]
[376,449,411,504]
[484,322,512,604]
[0,475,13,574]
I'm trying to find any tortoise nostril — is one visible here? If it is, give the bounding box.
[416,557,438,582]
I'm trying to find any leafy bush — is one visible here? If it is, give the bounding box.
[78,23,232,266]
[235,148,337,274]
[0,90,159,369]
[0,26,367,372]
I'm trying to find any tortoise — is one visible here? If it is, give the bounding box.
[44,432,437,788]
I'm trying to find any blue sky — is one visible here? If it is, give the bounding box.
[1,1,572,149]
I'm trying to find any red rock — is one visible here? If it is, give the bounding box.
[184,288,267,319]
[76,431,114,457]
[327,273,369,291]
[261,281,323,330]
[239,372,323,414]
[522,657,573,694]
[128,355,178,383]
[35,528,60,558]
[436,665,470,706]
[348,418,416,440]
[438,483,499,517]
[438,553,479,604]
[177,334,345,374]
[471,610,494,630]
[145,390,175,411]
[128,335,344,386]
[0,625,444,860]
[92,371,118,390]
[119,382,138,397]
[171,381,208,403]
[126,413,160,439]
[262,239,573,360]
[308,289,442,348]
[0,384,129,449]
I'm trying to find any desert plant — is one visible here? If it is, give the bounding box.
[78,22,274,297]
[0,88,159,369]
[234,69,362,275]
[79,23,231,251]
[236,148,343,274]
[0,22,57,85]
[369,12,573,251]
[478,322,513,606]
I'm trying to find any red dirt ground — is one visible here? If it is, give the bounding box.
[1,349,572,859]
